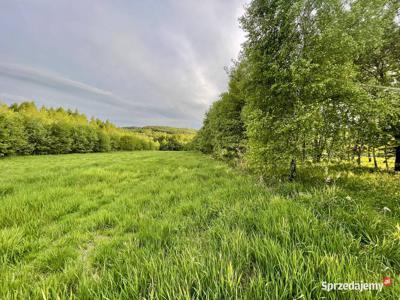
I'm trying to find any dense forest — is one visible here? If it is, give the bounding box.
[195,0,400,176]
[0,101,161,156]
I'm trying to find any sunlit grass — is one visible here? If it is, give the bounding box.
[0,152,399,299]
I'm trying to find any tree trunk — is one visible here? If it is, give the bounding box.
[352,144,357,161]
[347,144,351,161]
[313,138,319,163]
[368,148,371,162]
[289,158,296,181]
[372,148,378,170]
[327,138,336,162]
[384,145,389,172]
[302,141,306,164]
[395,146,400,172]
[357,145,361,166]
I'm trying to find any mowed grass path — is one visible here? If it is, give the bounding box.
[0,152,399,299]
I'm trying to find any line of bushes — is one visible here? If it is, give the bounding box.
[0,102,159,156]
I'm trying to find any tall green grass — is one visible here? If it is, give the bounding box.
[0,152,398,299]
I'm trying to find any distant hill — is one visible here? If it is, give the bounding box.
[124,126,197,135]
[123,126,197,151]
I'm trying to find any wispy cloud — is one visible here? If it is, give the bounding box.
[0,63,192,119]
[0,63,114,98]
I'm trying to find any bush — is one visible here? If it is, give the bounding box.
[0,111,29,156]
[23,117,49,154]
[47,122,73,154]
[95,130,111,152]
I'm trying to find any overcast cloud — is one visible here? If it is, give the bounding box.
[0,0,247,128]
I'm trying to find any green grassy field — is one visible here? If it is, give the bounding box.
[0,152,399,299]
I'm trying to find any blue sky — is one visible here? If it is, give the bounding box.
[0,0,247,128]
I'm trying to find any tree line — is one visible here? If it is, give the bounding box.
[0,101,159,156]
[194,0,400,177]
[126,126,196,151]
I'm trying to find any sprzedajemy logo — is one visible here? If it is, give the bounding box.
[322,277,393,293]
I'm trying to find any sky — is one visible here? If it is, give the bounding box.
[0,0,248,128]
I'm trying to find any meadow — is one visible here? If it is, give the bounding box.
[0,151,399,299]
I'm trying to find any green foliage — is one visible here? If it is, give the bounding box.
[95,131,111,152]
[47,122,73,154]
[0,107,29,156]
[0,152,399,298]
[119,135,148,151]
[127,126,196,151]
[0,101,159,156]
[158,135,182,151]
[23,117,49,154]
[194,63,246,161]
[131,125,197,135]
[196,0,400,174]
[70,125,97,153]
